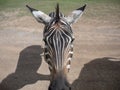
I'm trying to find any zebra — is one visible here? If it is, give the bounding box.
[26,3,86,90]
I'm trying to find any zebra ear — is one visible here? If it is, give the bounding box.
[26,5,51,24]
[65,4,86,24]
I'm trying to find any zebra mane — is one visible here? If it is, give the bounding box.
[55,3,60,23]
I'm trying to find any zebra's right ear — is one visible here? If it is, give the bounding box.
[65,4,86,25]
[26,5,51,24]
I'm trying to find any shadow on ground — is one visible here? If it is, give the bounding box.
[71,57,120,90]
[0,46,120,90]
[0,45,50,90]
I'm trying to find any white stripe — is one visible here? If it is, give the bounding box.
[44,52,49,55]
[66,65,70,69]
[68,57,72,61]
[69,51,73,54]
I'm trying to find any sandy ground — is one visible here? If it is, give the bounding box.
[0,15,120,90]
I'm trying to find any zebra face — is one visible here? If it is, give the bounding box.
[43,16,74,72]
[26,3,86,90]
[44,14,74,90]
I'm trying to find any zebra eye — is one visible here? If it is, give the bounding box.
[71,38,75,43]
[43,38,47,43]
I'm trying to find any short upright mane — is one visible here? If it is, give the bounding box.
[55,3,60,23]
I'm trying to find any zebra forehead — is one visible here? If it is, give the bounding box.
[49,12,65,18]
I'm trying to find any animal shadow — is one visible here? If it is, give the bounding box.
[0,45,50,90]
[71,57,120,90]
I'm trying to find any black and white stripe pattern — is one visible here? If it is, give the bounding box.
[26,3,86,90]
[26,3,86,73]
[43,17,74,72]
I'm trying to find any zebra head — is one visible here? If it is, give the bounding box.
[26,4,86,90]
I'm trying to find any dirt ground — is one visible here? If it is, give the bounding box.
[0,15,120,90]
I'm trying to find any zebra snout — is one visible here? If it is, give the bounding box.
[48,86,71,90]
[48,78,71,90]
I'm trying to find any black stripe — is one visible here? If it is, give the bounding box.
[26,5,38,12]
[76,4,86,11]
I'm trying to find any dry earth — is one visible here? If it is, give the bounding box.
[0,13,120,90]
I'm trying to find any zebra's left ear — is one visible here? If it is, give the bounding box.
[65,4,86,24]
[26,5,51,24]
